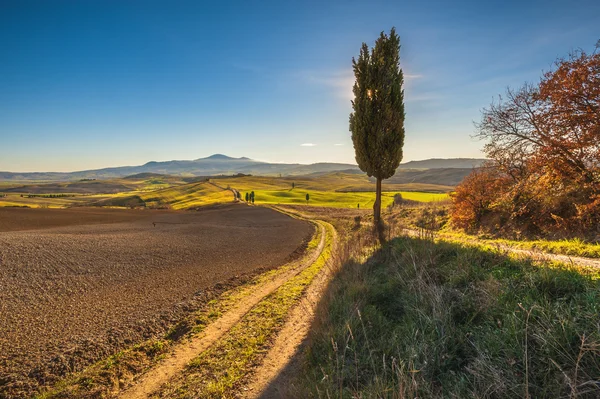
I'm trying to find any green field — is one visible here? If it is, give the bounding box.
[215,175,449,208]
[0,173,449,210]
[213,173,452,193]
[239,188,447,208]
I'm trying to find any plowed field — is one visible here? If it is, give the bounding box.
[0,205,312,398]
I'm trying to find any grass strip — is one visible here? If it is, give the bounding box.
[435,231,600,266]
[440,230,600,259]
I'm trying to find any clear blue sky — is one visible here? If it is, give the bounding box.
[1,0,598,172]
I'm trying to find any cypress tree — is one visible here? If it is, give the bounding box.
[350,27,405,226]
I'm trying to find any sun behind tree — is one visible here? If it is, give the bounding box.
[350,27,405,227]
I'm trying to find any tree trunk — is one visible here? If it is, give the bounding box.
[374,177,382,226]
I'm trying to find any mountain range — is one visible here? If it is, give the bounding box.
[0,154,486,182]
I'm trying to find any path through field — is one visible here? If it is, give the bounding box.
[119,222,327,399]
[243,225,338,398]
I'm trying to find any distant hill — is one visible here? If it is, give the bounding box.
[382,168,475,186]
[0,155,484,186]
[397,158,486,169]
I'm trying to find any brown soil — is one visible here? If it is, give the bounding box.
[0,205,312,399]
[0,207,151,232]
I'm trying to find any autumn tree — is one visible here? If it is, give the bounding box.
[476,50,600,189]
[455,47,600,238]
[450,166,509,231]
[350,27,405,226]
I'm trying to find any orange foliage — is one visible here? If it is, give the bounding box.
[453,49,600,239]
[450,167,508,231]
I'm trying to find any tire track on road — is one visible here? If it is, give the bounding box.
[119,222,327,399]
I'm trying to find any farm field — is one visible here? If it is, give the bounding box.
[0,205,313,398]
[212,174,449,208]
[212,173,452,193]
[0,173,449,210]
[242,188,447,208]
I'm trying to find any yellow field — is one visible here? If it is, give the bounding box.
[139,182,235,209]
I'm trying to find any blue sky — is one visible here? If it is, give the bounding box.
[0,0,598,172]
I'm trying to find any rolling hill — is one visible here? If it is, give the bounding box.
[0,154,485,186]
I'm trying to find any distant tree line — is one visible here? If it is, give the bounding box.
[452,46,600,239]
[24,194,76,198]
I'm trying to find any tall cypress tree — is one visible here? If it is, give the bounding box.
[350,28,405,226]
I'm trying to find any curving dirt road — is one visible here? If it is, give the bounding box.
[119,222,327,399]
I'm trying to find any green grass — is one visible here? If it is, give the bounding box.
[388,204,600,260]
[240,188,447,208]
[34,339,173,399]
[155,222,334,398]
[297,236,600,398]
[441,230,600,259]
[0,174,450,210]
[218,175,448,208]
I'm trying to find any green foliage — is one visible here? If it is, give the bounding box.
[350,27,405,223]
[350,27,405,180]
